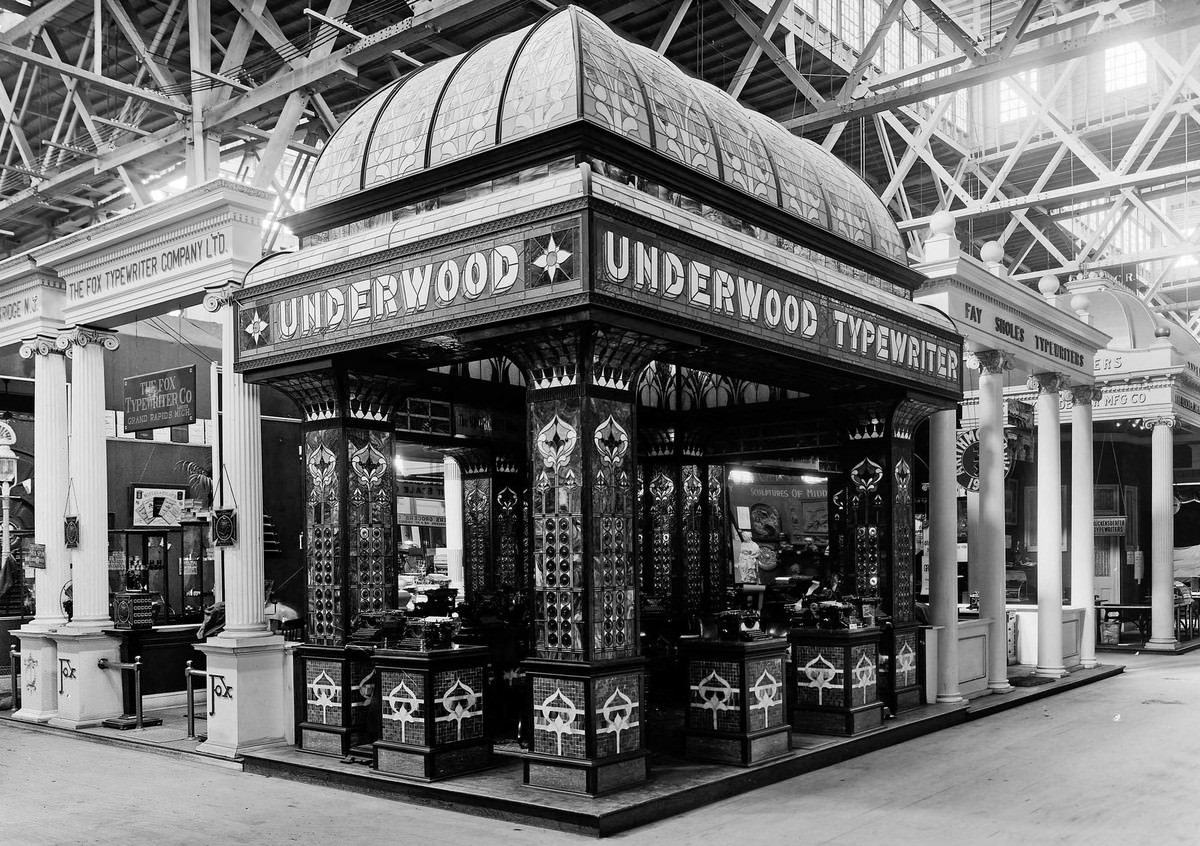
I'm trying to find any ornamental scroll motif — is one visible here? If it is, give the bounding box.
[55,326,119,357]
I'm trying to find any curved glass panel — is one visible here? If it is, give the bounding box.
[802,141,875,250]
[429,28,528,167]
[691,81,775,202]
[630,48,718,176]
[501,10,579,143]
[747,113,828,228]
[306,85,394,206]
[863,193,906,262]
[577,10,651,145]
[365,56,465,190]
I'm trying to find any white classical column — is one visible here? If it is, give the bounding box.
[929,408,962,702]
[1031,373,1066,678]
[1147,416,1178,649]
[46,326,124,729]
[204,283,268,637]
[1071,385,1100,668]
[57,326,119,630]
[20,335,70,628]
[12,334,71,723]
[973,351,1012,692]
[209,359,224,603]
[196,283,284,759]
[442,455,465,598]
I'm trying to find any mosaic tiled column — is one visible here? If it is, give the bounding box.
[373,644,492,780]
[678,636,790,765]
[831,400,933,715]
[449,447,528,743]
[515,331,652,796]
[293,404,397,756]
[638,433,727,625]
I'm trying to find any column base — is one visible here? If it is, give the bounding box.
[521,656,649,796]
[1034,666,1068,679]
[987,680,1014,693]
[11,630,60,723]
[1079,659,1099,669]
[935,693,965,704]
[1144,637,1179,651]
[45,630,123,729]
[196,634,287,759]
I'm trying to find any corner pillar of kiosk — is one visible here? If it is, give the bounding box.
[195,282,287,757]
[46,325,124,729]
[12,329,71,723]
[825,399,937,722]
[276,367,399,757]
[441,444,530,745]
[512,327,655,796]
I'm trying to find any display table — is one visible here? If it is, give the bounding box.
[372,644,491,781]
[788,627,883,736]
[106,624,205,714]
[678,636,791,766]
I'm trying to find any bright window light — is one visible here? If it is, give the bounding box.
[999,70,1037,123]
[1105,43,1147,91]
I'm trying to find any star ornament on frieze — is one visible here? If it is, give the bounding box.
[244,310,269,345]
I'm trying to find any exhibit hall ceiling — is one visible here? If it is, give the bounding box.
[0,0,1198,334]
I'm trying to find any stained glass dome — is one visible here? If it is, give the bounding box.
[304,5,907,265]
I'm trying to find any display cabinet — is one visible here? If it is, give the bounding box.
[108,521,214,624]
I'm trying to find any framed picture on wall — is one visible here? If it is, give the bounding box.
[131,485,188,527]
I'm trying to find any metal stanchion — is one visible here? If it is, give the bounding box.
[96,655,163,730]
[183,659,208,739]
[5,646,18,710]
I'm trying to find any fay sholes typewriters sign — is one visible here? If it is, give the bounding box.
[123,364,197,433]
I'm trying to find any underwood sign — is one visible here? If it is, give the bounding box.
[123,364,197,432]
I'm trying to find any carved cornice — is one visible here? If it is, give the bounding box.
[1135,416,1176,430]
[55,325,118,358]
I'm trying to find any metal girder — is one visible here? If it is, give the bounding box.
[715,0,824,107]
[0,41,190,115]
[727,0,791,99]
[783,1,1200,132]
[911,0,983,61]
[653,0,692,54]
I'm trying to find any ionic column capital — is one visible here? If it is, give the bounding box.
[1070,384,1103,406]
[19,332,65,359]
[55,325,118,358]
[1027,372,1068,394]
[1137,416,1176,430]
[966,350,1014,375]
[203,280,241,312]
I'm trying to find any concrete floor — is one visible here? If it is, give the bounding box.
[2,652,1195,844]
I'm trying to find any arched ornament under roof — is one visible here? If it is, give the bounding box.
[302,5,907,266]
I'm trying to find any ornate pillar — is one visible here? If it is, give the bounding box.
[1030,372,1066,678]
[12,334,71,723]
[929,408,962,703]
[195,283,286,759]
[973,351,1012,692]
[450,448,526,602]
[832,399,932,715]
[1146,415,1178,649]
[281,369,398,757]
[1071,385,1100,669]
[443,455,466,596]
[47,326,123,729]
[514,329,653,795]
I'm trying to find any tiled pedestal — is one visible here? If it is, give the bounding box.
[373,645,491,781]
[678,636,791,766]
[522,657,649,796]
[294,644,375,757]
[789,627,883,736]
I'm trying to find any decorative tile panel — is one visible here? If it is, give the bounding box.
[434,666,485,743]
[381,668,425,745]
[590,401,636,661]
[532,676,587,758]
[593,671,642,757]
[305,659,342,725]
[746,657,785,731]
[689,659,741,732]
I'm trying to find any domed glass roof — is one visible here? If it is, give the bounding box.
[305,5,906,265]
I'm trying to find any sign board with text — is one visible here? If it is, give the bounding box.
[123,365,197,432]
